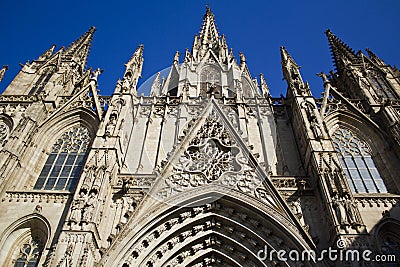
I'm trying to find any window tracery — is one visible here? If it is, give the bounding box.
[13,237,43,267]
[34,125,91,191]
[200,66,221,96]
[332,128,387,193]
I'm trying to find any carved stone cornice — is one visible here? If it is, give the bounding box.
[271,176,311,191]
[0,95,39,103]
[354,194,400,208]
[2,190,72,203]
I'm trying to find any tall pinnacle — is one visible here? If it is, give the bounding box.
[64,26,96,71]
[0,65,8,83]
[124,44,144,77]
[191,6,228,62]
[325,29,359,71]
[280,46,306,94]
[199,6,220,48]
[119,44,144,95]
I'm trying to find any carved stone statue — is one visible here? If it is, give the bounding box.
[292,199,307,229]
[344,195,359,225]
[310,118,323,139]
[333,195,348,225]
[70,191,87,223]
[105,114,117,136]
[82,192,97,222]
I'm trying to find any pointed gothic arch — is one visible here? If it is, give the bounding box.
[241,76,255,98]
[0,214,51,267]
[0,114,13,147]
[25,109,99,192]
[373,218,400,263]
[100,189,315,267]
[325,110,400,193]
[33,125,92,191]
[199,65,222,97]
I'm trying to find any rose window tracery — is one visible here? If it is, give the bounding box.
[159,111,271,205]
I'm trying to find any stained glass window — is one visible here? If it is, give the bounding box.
[13,237,43,267]
[333,128,387,193]
[34,126,91,191]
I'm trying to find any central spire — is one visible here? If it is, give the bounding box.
[325,29,359,71]
[199,6,220,48]
[191,6,228,62]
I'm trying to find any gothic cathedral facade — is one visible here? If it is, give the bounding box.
[0,7,399,267]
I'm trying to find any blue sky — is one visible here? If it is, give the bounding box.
[0,0,398,97]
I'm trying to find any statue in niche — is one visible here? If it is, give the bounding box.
[333,195,348,225]
[292,199,308,229]
[121,77,131,92]
[310,117,323,139]
[82,192,98,222]
[105,114,117,137]
[70,191,87,223]
[344,195,360,225]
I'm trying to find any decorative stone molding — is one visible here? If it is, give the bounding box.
[2,191,71,203]
[0,95,38,102]
[354,195,400,208]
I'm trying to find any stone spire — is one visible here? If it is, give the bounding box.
[259,73,270,97]
[64,26,96,72]
[0,65,8,83]
[119,44,144,95]
[191,6,228,62]
[281,47,304,87]
[325,29,359,71]
[280,46,311,97]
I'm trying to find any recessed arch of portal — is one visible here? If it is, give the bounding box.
[102,190,315,267]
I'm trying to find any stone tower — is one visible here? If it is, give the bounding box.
[0,7,398,267]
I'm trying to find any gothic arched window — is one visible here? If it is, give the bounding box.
[13,237,43,267]
[333,128,387,193]
[200,66,221,96]
[242,77,254,98]
[34,125,91,191]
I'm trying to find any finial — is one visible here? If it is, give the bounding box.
[325,29,332,35]
[239,52,246,64]
[173,51,180,64]
[206,5,213,15]
[0,65,8,83]
[317,72,330,85]
[91,68,103,82]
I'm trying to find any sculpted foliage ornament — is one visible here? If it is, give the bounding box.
[156,108,274,207]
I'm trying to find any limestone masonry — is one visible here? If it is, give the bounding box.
[0,7,399,267]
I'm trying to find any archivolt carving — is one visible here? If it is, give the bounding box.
[114,199,306,267]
